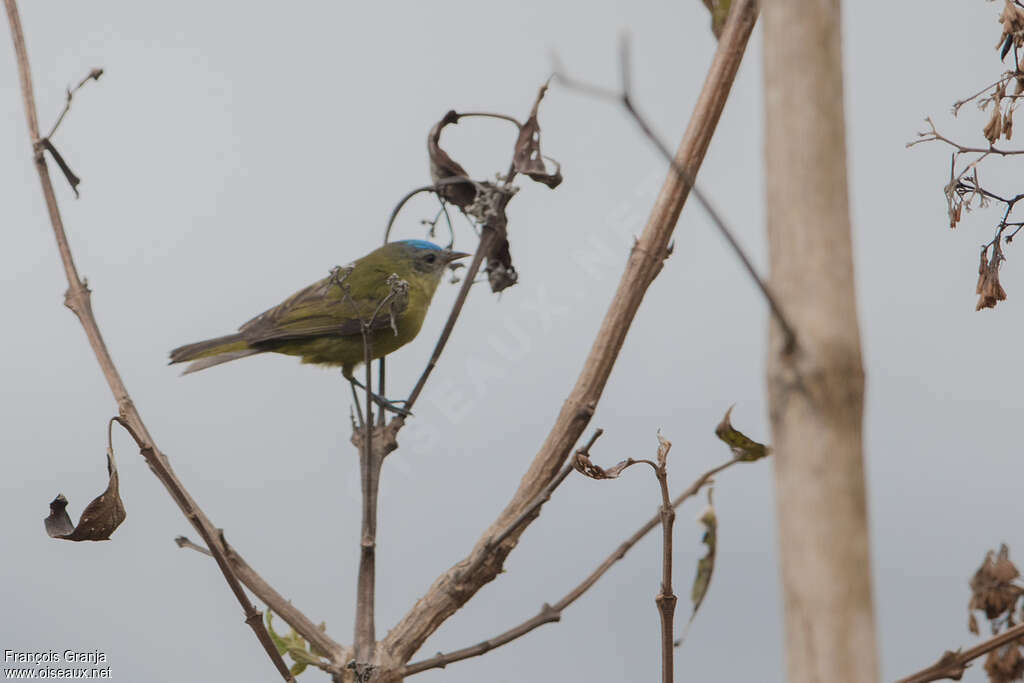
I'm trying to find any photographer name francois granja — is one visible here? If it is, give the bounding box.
[4,650,107,665]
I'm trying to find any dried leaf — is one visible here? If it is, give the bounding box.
[985,642,1024,683]
[998,0,1024,63]
[572,452,640,480]
[976,244,1008,311]
[714,405,771,461]
[700,0,732,39]
[985,98,1005,144]
[969,611,980,636]
[656,431,671,469]
[464,182,519,293]
[969,545,1023,622]
[44,447,125,541]
[427,110,476,209]
[513,82,562,189]
[483,233,518,293]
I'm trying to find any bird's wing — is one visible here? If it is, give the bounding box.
[239,273,405,345]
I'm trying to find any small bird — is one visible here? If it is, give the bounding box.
[170,240,469,409]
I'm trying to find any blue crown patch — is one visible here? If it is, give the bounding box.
[399,239,443,251]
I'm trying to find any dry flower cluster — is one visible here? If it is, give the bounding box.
[969,546,1024,683]
[909,0,1024,310]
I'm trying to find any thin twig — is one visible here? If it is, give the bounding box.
[909,117,1024,156]
[455,111,523,128]
[175,534,347,668]
[895,620,1024,683]
[489,429,604,551]
[396,456,742,679]
[354,312,376,665]
[403,224,501,411]
[652,439,676,683]
[383,177,483,246]
[175,535,212,555]
[46,67,102,139]
[951,74,1014,114]
[553,33,798,354]
[3,2,300,679]
[377,359,387,428]
[352,276,411,670]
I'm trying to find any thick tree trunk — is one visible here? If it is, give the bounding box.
[762,1,880,682]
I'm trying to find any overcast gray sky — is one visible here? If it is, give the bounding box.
[1,1,1018,681]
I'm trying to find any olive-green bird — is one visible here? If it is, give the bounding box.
[169,240,469,397]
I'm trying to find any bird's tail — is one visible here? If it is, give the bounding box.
[169,334,263,375]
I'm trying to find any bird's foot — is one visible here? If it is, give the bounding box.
[369,393,412,417]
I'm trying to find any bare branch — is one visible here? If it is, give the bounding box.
[2,2,301,679]
[652,434,677,683]
[354,292,378,667]
[909,117,1024,156]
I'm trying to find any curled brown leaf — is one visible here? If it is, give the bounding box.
[44,447,125,541]
[572,452,640,480]
[428,110,476,209]
[513,82,563,189]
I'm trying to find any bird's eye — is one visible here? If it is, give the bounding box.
[424,253,437,264]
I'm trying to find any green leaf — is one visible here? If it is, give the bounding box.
[700,0,733,39]
[676,488,718,649]
[265,611,289,656]
[265,610,325,677]
[308,622,330,659]
[691,492,717,612]
[714,405,771,461]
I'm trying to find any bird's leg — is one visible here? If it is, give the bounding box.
[349,380,366,427]
[346,375,412,417]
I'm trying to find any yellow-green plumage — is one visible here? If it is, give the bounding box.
[170,241,468,377]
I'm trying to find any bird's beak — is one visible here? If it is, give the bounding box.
[443,249,471,263]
